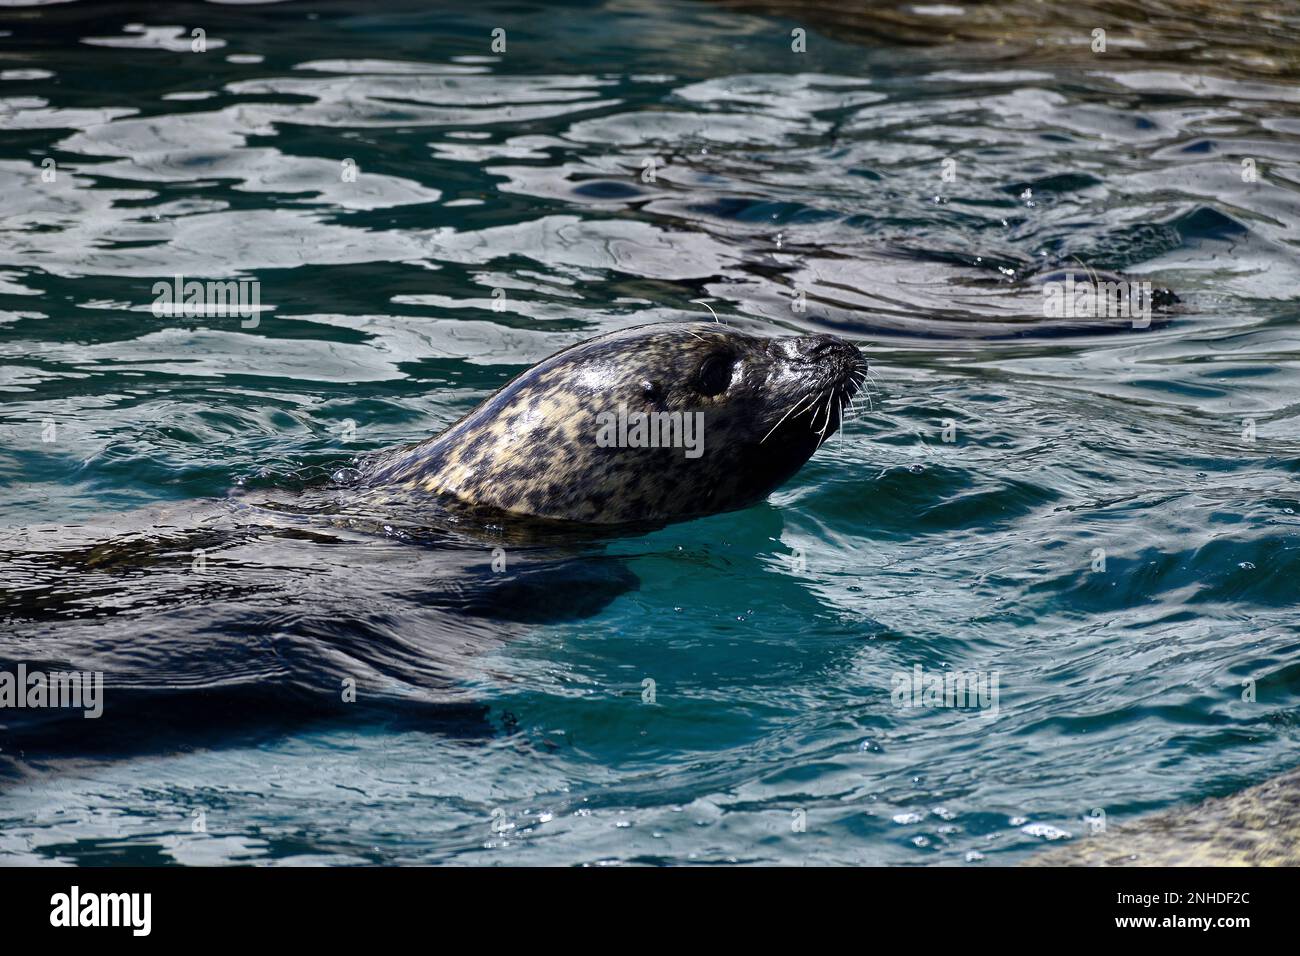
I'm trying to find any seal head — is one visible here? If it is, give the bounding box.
[362,322,866,525]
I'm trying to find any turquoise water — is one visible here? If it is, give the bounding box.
[2,0,1299,865]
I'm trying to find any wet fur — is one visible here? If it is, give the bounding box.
[360,322,865,524]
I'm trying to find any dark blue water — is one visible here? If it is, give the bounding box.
[1,0,1299,865]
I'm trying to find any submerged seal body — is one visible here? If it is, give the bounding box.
[361,322,866,525]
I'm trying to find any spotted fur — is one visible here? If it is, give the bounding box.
[359,322,866,525]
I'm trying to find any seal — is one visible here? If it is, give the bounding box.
[360,321,867,525]
[0,320,867,759]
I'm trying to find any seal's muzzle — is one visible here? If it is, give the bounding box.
[777,332,867,395]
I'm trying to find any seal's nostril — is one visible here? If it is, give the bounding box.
[809,335,859,363]
[788,333,843,361]
[776,332,862,367]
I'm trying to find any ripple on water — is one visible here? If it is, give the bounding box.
[1,0,1299,866]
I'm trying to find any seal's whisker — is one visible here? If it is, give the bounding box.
[856,381,875,415]
[810,390,827,434]
[856,368,878,413]
[814,388,836,442]
[844,382,868,422]
[759,391,817,445]
[837,378,856,421]
[689,298,728,327]
[805,388,828,435]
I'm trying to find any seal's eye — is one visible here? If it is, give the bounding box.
[696,355,734,396]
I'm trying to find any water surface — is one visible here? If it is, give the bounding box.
[1,0,1299,865]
